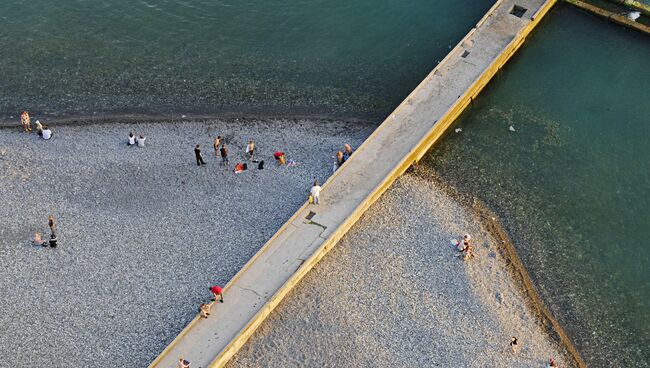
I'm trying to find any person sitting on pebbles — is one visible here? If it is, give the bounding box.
[41,125,53,140]
[454,234,474,260]
[33,232,46,247]
[128,132,137,146]
[136,134,146,147]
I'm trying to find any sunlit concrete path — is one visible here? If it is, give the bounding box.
[150,0,557,366]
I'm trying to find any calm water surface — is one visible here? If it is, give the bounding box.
[427,4,650,366]
[0,0,493,120]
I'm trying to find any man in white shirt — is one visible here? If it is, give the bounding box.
[42,126,52,140]
[310,181,322,205]
[137,135,146,147]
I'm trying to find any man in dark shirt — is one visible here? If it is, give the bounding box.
[220,143,229,165]
[195,144,206,166]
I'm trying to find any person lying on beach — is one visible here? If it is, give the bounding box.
[199,303,211,318]
[128,132,136,146]
[461,234,474,260]
[234,163,247,173]
[547,357,558,367]
[33,232,46,247]
[137,135,146,147]
[41,126,53,140]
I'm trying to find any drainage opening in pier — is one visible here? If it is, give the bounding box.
[510,5,527,18]
[305,211,316,220]
[461,50,470,58]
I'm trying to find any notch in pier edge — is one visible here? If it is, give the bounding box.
[510,5,527,18]
[461,50,470,58]
[305,211,316,220]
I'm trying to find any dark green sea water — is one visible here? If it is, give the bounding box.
[427,4,650,366]
[0,0,492,120]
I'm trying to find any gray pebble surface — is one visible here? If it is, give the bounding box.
[228,166,570,368]
[0,119,369,368]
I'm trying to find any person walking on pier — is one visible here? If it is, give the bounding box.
[210,285,224,303]
[21,111,32,132]
[178,358,191,368]
[220,143,229,165]
[310,180,322,205]
[195,144,206,166]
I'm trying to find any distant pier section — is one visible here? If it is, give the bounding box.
[148,0,586,367]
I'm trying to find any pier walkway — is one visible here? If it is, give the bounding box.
[150,0,556,366]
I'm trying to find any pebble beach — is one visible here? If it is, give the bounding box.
[0,118,575,367]
[227,166,574,368]
[0,118,369,368]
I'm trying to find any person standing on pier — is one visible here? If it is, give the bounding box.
[178,358,191,368]
[21,111,32,132]
[310,180,322,205]
[220,143,229,165]
[194,144,206,166]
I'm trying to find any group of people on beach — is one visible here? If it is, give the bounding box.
[127,132,147,147]
[20,111,53,139]
[32,215,58,248]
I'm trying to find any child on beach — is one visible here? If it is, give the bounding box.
[234,163,247,173]
[21,111,31,132]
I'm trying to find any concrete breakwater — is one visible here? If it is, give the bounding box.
[149,0,586,367]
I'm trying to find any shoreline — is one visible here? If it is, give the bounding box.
[1,114,584,366]
[416,168,586,367]
[0,112,377,130]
